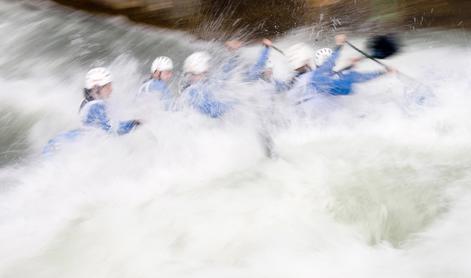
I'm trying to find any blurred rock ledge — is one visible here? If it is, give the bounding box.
[52,0,203,28]
[51,0,471,38]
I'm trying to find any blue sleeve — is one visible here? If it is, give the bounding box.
[87,103,112,132]
[42,129,83,156]
[189,88,230,118]
[328,71,385,95]
[117,120,139,135]
[200,99,229,118]
[246,47,270,81]
[349,71,385,83]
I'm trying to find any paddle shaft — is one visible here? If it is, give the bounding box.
[346,41,389,69]
[271,40,413,84]
[345,41,429,88]
[271,45,285,55]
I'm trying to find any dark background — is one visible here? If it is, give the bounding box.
[52,0,471,38]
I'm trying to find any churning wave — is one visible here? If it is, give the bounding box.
[1,1,471,277]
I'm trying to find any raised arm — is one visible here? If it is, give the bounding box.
[348,71,386,83]
[246,39,273,81]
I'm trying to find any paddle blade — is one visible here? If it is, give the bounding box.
[367,34,401,59]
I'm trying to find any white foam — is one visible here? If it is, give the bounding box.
[1,2,471,277]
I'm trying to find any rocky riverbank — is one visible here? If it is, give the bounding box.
[51,0,471,38]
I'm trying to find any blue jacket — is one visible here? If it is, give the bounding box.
[43,100,138,155]
[183,81,230,118]
[245,46,289,92]
[137,79,173,108]
[82,100,138,135]
[309,47,384,96]
[42,129,83,155]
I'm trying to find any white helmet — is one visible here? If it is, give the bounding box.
[286,43,315,70]
[85,67,112,89]
[151,56,173,73]
[183,51,211,75]
[315,48,333,67]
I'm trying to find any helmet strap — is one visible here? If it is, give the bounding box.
[83,88,95,101]
[153,71,162,80]
[91,85,105,99]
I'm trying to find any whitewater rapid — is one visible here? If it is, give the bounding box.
[1,1,471,277]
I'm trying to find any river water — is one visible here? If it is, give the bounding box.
[1,1,471,277]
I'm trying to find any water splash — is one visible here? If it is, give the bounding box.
[1,1,471,277]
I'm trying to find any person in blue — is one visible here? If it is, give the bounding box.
[180,51,231,118]
[43,67,140,155]
[284,42,317,91]
[308,34,395,97]
[136,56,174,109]
[245,39,289,92]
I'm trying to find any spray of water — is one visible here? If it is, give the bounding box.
[1,1,471,277]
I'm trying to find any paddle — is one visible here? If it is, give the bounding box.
[271,44,285,55]
[272,34,400,64]
[345,35,423,81]
[344,34,433,106]
[366,34,401,59]
[336,34,400,73]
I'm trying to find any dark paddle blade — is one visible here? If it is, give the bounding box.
[367,34,401,59]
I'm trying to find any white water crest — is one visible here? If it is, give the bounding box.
[1,1,471,277]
